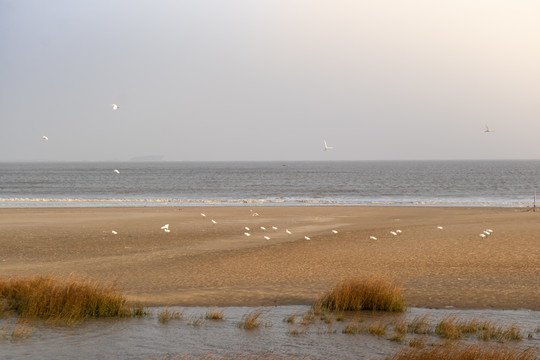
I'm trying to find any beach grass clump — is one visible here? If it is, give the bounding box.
[0,275,141,323]
[237,309,263,330]
[205,307,224,320]
[435,316,462,340]
[407,315,432,335]
[158,307,184,323]
[314,275,406,312]
[435,316,523,342]
[387,344,537,360]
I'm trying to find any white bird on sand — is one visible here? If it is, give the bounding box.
[437,226,444,230]
[390,231,398,236]
[396,229,402,234]
[200,213,206,217]
[164,229,171,233]
[272,226,278,230]
[331,230,338,234]
[111,230,118,235]
[161,224,169,230]
[483,230,491,236]
[323,139,333,151]
[479,233,486,238]
[42,136,49,140]
[304,236,311,240]
[369,236,377,240]
[264,236,271,240]
[211,219,217,224]
[484,124,494,133]
[486,229,493,233]
[244,232,251,237]
[244,227,250,231]
[260,226,266,231]
[251,212,259,217]
[285,229,292,235]
[112,104,119,110]
[113,169,120,174]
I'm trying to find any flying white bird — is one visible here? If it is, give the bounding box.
[486,229,493,233]
[161,224,169,230]
[331,230,338,234]
[112,104,119,110]
[211,219,217,224]
[483,230,491,236]
[113,169,120,174]
[264,236,271,240]
[323,139,333,151]
[272,226,278,230]
[285,229,292,235]
[164,228,171,233]
[244,232,251,237]
[369,236,377,240]
[390,231,398,236]
[251,212,259,217]
[111,230,118,235]
[304,236,311,240]
[200,213,206,217]
[244,227,250,231]
[437,226,444,230]
[260,226,266,231]
[396,229,402,234]
[479,233,486,238]
[484,124,494,133]
[42,136,49,140]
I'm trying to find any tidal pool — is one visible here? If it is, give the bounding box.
[1,306,539,359]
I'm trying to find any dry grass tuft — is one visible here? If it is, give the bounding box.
[387,344,537,360]
[158,307,184,323]
[238,309,263,330]
[314,275,405,312]
[435,316,523,342]
[0,275,143,323]
[205,307,224,320]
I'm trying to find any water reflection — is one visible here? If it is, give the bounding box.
[0,307,538,359]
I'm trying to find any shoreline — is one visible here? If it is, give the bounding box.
[1,206,539,310]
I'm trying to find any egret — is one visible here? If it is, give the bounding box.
[201,213,206,217]
[437,226,444,230]
[264,236,270,240]
[112,104,119,110]
[323,139,333,151]
[161,224,169,230]
[285,229,292,235]
[484,124,494,133]
[244,227,250,231]
[260,226,266,231]
[244,232,251,237]
[114,169,120,174]
[211,219,217,224]
[42,136,49,140]
[369,236,377,240]
[479,233,486,238]
[390,231,398,236]
[483,230,491,236]
[304,236,311,240]
[331,230,338,234]
[486,229,493,233]
[272,226,278,230]
[396,229,402,234]
[111,230,118,235]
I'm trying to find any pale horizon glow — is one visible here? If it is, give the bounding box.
[1,1,539,162]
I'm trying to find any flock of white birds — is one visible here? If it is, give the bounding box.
[41,103,496,243]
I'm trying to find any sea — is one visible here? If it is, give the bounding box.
[1,160,540,208]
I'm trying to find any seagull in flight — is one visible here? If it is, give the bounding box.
[111,104,119,111]
[42,136,49,140]
[113,169,120,174]
[484,124,495,133]
[323,140,333,151]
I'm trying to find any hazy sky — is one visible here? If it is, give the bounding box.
[1,1,539,161]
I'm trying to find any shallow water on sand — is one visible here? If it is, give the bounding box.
[1,306,539,359]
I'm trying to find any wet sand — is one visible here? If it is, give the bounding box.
[0,206,538,309]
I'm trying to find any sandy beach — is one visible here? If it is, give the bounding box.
[0,206,538,309]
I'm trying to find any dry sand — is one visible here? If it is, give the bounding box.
[0,206,538,309]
